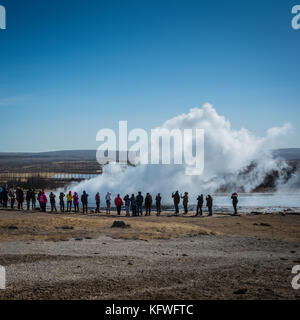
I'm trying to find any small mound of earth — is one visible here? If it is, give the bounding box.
[61,226,74,230]
[2,225,19,230]
[254,223,271,227]
[233,289,247,295]
[111,221,130,229]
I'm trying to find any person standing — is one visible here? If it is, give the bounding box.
[105,192,111,215]
[0,186,3,208]
[0,185,2,207]
[37,190,42,209]
[16,187,24,210]
[81,191,89,214]
[39,191,48,212]
[130,194,137,217]
[114,194,123,216]
[1,186,8,208]
[181,192,189,215]
[9,187,16,210]
[1,186,8,209]
[67,191,73,212]
[206,195,213,216]
[155,193,162,216]
[124,194,130,217]
[26,189,32,211]
[73,192,79,213]
[59,192,65,212]
[231,192,239,215]
[95,192,101,213]
[145,193,152,216]
[49,192,57,213]
[136,192,144,216]
[172,191,180,215]
[196,194,204,216]
[31,189,36,210]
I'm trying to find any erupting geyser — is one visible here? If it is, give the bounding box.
[70,103,295,200]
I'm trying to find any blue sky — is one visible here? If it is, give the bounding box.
[0,0,299,152]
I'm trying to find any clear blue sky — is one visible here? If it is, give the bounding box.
[0,0,299,152]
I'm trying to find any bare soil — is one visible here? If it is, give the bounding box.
[0,209,299,300]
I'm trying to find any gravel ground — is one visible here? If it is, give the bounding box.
[0,234,299,300]
[0,209,299,300]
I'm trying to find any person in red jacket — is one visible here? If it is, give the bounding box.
[114,194,123,216]
[39,191,48,212]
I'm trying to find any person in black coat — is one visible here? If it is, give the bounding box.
[136,192,144,216]
[206,195,213,216]
[49,192,57,212]
[231,193,239,215]
[1,187,8,208]
[59,192,65,212]
[31,189,36,210]
[196,194,204,216]
[172,191,180,215]
[16,187,24,210]
[9,187,16,209]
[145,193,152,216]
[26,189,32,211]
[155,193,162,216]
[81,191,89,214]
[130,194,137,217]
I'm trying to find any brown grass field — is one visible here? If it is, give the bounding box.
[0,209,299,242]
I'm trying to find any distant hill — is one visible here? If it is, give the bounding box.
[0,150,97,165]
[0,150,133,165]
[272,148,300,161]
[0,150,96,161]
[0,148,299,163]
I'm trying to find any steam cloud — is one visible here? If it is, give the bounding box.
[70,103,293,202]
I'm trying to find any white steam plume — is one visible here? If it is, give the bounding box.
[68,103,292,202]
